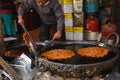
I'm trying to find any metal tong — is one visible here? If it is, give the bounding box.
[22,25,38,65]
[37,38,55,54]
[44,38,55,47]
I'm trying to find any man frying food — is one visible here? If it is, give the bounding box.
[18,0,65,41]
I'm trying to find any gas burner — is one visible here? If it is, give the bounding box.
[30,65,120,80]
[32,70,106,80]
[104,72,120,80]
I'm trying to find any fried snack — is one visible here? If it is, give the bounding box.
[41,49,75,60]
[77,46,110,58]
[22,28,40,49]
[5,50,26,57]
[23,32,30,48]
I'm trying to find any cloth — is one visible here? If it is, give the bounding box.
[0,14,16,36]
[0,0,16,37]
[18,0,64,31]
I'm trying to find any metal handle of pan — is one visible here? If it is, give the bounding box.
[105,32,119,46]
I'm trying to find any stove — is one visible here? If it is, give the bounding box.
[33,70,105,80]
[0,65,120,80]
[1,41,119,80]
[30,65,120,80]
[32,70,120,80]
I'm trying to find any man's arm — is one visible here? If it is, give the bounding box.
[52,0,65,31]
[18,0,35,16]
[17,0,35,26]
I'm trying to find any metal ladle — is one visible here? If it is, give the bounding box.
[22,25,55,64]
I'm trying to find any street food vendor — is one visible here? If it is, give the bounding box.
[17,0,65,41]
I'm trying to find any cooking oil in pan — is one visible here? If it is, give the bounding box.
[39,44,116,65]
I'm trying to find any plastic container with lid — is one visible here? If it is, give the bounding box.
[85,13,99,40]
[85,0,98,13]
[101,18,117,45]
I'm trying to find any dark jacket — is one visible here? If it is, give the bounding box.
[18,0,64,31]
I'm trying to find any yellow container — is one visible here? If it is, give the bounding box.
[65,27,74,40]
[64,13,73,18]
[73,27,83,32]
[65,27,73,32]
[73,27,84,40]
[64,13,73,27]
[62,0,73,4]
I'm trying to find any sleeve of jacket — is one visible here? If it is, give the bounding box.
[52,0,65,31]
[17,0,35,16]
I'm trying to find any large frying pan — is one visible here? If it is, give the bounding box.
[4,41,119,78]
[5,33,119,78]
[36,32,119,78]
[37,41,119,78]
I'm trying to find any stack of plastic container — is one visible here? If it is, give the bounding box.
[73,0,84,40]
[61,0,74,40]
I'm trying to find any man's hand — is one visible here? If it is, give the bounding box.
[18,15,24,26]
[53,30,62,39]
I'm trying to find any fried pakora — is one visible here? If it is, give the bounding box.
[42,49,75,60]
[77,46,110,58]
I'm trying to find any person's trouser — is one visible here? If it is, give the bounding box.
[40,23,53,41]
[39,23,65,41]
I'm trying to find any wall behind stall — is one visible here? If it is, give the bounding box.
[113,0,120,33]
[112,0,120,72]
